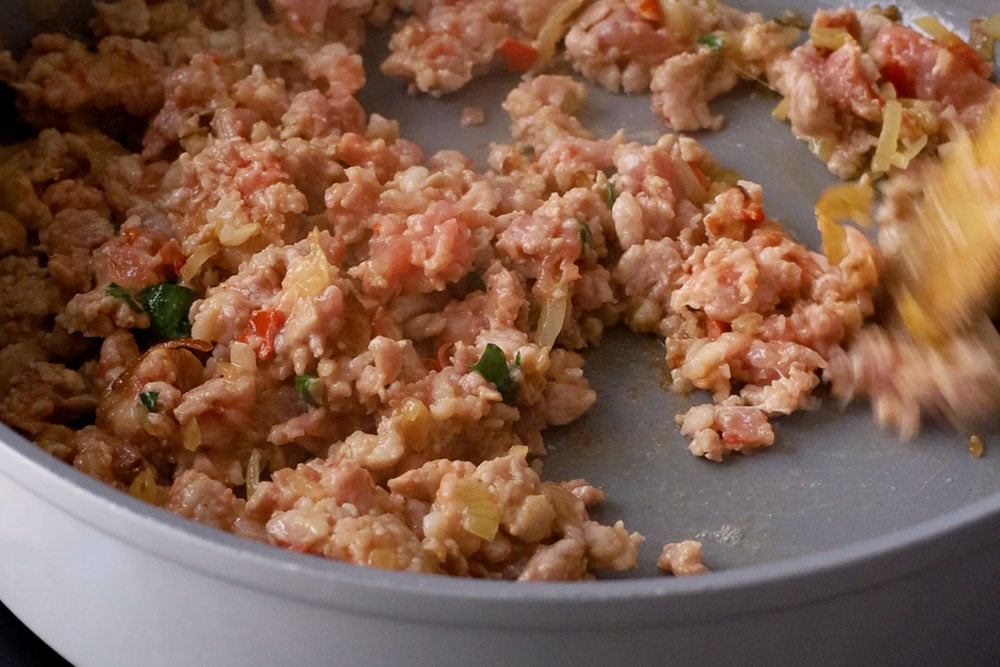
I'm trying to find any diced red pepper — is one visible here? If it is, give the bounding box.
[241,307,286,360]
[878,59,916,99]
[497,38,539,72]
[157,241,187,277]
[742,201,766,226]
[706,319,731,340]
[626,0,662,21]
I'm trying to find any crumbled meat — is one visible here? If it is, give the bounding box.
[658,540,709,576]
[770,7,995,177]
[0,0,991,580]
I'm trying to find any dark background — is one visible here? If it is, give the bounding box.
[0,601,71,666]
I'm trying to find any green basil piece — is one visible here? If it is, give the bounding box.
[138,283,198,340]
[295,374,320,407]
[698,33,724,50]
[471,343,518,405]
[139,390,159,412]
[105,283,142,313]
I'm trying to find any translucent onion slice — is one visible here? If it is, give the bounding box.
[815,179,874,264]
[982,13,1000,39]
[534,0,587,68]
[890,134,929,170]
[366,548,399,570]
[128,467,158,505]
[809,25,852,51]
[817,216,849,264]
[913,15,965,50]
[245,448,263,500]
[457,478,501,541]
[657,1,697,43]
[230,341,257,373]
[871,99,902,173]
[180,240,219,282]
[815,180,874,228]
[971,14,1000,63]
[181,416,202,451]
[771,97,789,121]
[534,289,569,349]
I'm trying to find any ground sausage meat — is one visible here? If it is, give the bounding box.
[658,539,710,576]
[0,0,990,579]
[769,7,995,177]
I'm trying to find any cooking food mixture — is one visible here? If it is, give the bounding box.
[0,0,996,580]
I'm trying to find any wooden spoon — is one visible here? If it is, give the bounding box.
[888,96,1000,342]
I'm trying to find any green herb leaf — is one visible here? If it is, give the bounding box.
[139,390,159,412]
[576,219,593,248]
[604,181,617,209]
[295,374,320,406]
[105,283,142,313]
[138,283,198,340]
[471,343,518,405]
[698,33,724,50]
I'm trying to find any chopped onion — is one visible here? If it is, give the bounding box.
[913,15,964,50]
[771,97,789,121]
[128,467,158,505]
[398,397,432,452]
[871,99,902,173]
[809,26,851,51]
[245,448,263,499]
[230,341,257,373]
[815,179,874,263]
[657,1,697,43]
[971,15,1000,63]
[508,444,529,459]
[815,180,874,227]
[366,548,399,570]
[457,478,501,541]
[209,191,260,247]
[890,134,929,169]
[534,288,569,349]
[982,13,1000,39]
[968,435,985,459]
[180,240,219,282]
[533,0,587,68]
[817,215,849,264]
[181,417,202,451]
[806,136,836,163]
[283,229,332,300]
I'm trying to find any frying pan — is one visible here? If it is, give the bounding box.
[1,1,998,664]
